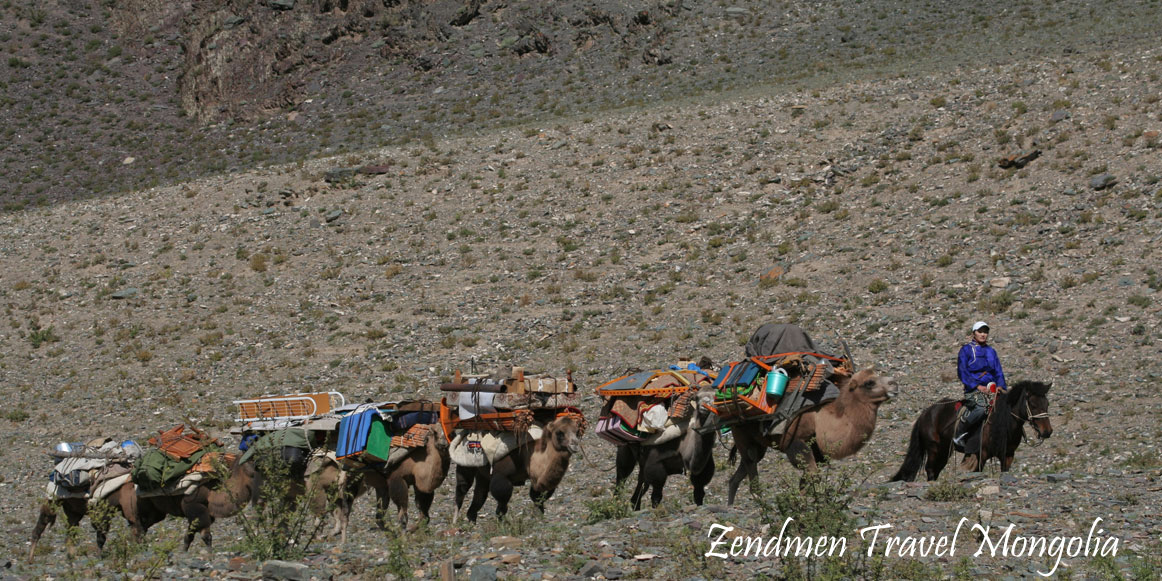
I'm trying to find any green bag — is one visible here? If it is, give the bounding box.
[364,416,391,463]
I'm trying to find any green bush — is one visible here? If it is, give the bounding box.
[230,449,334,561]
[583,484,633,524]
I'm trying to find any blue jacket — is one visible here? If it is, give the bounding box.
[958,342,1007,393]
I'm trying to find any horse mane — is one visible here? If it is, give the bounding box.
[986,380,1049,459]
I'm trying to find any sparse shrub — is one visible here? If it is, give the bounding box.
[28,326,60,348]
[868,279,889,293]
[925,479,973,501]
[232,448,333,561]
[584,484,633,524]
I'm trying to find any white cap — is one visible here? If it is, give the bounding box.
[972,321,990,332]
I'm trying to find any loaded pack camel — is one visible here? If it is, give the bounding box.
[727,368,898,504]
[134,457,259,550]
[614,387,718,509]
[454,414,583,522]
[28,481,137,561]
[347,424,450,532]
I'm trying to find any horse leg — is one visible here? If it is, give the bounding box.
[490,474,514,520]
[1002,455,1015,471]
[926,439,950,481]
[387,476,409,531]
[28,501,59,561]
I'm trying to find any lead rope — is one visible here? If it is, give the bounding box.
[577,439,616,472]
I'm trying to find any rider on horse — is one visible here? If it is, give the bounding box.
[954,321,1008,450]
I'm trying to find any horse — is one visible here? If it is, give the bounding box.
[614,387,718,509]
[889,380,1053,481]
[453,414,583,522]
[28,481,137,561]
[727,368,898,505]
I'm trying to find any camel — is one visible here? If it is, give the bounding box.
[727,368,897,505]
[27,481,137,561]
[133,458,259,550]
[454,414,583,522]
[614,387,718,509]
[340,424,451,533]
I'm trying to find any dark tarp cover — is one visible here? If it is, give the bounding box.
[237,427,311,466]
[132,447,208,491]
[744,323,835,358]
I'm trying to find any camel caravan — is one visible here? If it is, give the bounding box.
[29,322,1054,560]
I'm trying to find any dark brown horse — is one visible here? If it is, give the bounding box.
[890,380,1053,481]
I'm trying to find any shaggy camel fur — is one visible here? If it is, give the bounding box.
[28,481,137,561]
[614,387,718,509]
[134,459,259,550]
[454,415,583,522]
[727,368,897,505]
[346,424,450,532]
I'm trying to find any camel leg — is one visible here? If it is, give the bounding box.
[490,474,514,519]
[453,466,474,524]
[181,499,213,550]
[614,446,636,489]
[465,469,491,523]
[530,486,554,514]
[629,477,649,511]
[413,489,435,529]
[784,440,816,472]
[28,501,60,561]
[727,451,763,505]
[387,476,409,531]
[690,459,715,506]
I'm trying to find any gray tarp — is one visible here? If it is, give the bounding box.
[744,323,833,358]
[238,427,311,465]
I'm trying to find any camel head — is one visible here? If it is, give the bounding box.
[545,415,583,455]
[429,424,451,451]
[839,368,898,406]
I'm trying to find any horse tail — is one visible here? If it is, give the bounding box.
[889,419,927,482]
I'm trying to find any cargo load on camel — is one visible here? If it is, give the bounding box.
[44,438,142,501]
[440,366,583,467]
[131,424,235,495]
[593,361,715,446]
[709,323,853,433]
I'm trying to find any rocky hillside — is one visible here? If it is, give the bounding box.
[3,0,1162,207]
[2,1,1162,579]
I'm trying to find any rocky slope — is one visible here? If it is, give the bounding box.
[2,3,1162,580]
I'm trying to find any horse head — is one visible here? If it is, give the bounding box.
[1018,381,1053,440]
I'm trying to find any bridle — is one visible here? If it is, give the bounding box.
[1011,389,1050,445]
